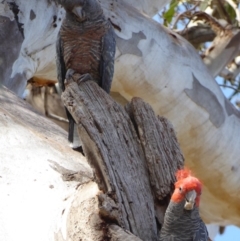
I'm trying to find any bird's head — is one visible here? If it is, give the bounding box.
[171,168,202,210]
[57,0,103,22]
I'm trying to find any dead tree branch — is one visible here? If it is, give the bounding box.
[61,76,184,240]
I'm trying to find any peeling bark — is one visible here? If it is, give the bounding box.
[178,25,216,47]
[108,225,143,241]
[193,12,240,77]
[126,98,184,200]
[1,0,240,229]
[61,75,184,240]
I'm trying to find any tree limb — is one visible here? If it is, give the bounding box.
[61,76,184,240]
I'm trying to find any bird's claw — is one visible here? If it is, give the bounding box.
[64,68,75,86]
[64,70,93,86]
[76,73,93,85]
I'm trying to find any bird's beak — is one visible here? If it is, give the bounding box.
[184,190,197,210]
[72,6,85,20]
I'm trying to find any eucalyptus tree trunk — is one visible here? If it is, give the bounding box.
[1,0,240,230]
[0,78,184,240]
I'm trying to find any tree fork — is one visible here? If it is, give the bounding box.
[61,76,184,241]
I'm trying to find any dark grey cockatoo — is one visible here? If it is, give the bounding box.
[159,168,211,241]
[56,0,116,147]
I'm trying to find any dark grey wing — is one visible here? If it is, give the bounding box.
[56,33,66,92]
[194,219,209,241]
[56,33,75,144]
[159,234,182,241]
[100,24,116,93]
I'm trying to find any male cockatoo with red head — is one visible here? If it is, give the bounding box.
[159,168,211,241]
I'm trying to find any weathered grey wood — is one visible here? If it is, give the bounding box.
[108,225,143,241]
[127,97,184,200]
[62,79,158,241]
[61,75,185,240]
[0,86,94,241]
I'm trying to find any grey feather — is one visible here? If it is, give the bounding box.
[100,26,116,93]
[159,201,209,241]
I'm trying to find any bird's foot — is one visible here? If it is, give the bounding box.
[76,73,93,85]
[65,70,93,86]
[64,68,76,85]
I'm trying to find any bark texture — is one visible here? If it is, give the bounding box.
[127,99,184,200]
[1,2,240,226]
[0,86,93,241]
[61,76,184,240]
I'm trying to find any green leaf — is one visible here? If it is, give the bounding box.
[200,0,211,11]
[225,3,236,23]
[163,0,179,26]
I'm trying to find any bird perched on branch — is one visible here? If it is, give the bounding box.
[159,168,211,241]
[56,0,116,147]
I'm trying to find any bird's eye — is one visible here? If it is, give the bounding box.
[179,187,182,192]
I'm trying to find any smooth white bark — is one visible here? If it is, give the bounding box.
[203,30,240,77]
[0,87,92,241]
[123,0,170,16]
[1,0,240,229]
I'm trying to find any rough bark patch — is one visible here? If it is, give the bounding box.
[62,80,158,240]
[127,97,184,200]
[62,78,185,240]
